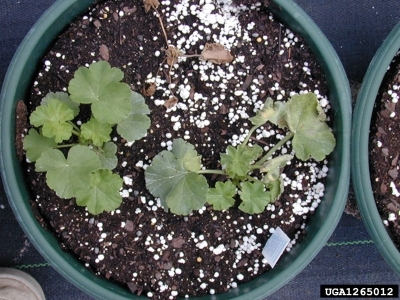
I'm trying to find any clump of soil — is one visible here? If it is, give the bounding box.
[20,0,333,298]
[370,50,400,249]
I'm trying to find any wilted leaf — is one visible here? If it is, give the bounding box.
[142,82,157,97]
[164,96,178,109]
[200,43,233,64]
[250,97,286,128]
[285,93,336,161]
[143,0,159,12]
[260,154,293,183]
[164,45,183,66]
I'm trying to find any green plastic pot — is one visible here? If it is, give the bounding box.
[0,0,351,299]
[352,22,400,276]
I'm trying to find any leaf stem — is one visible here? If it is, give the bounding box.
[197,169,227,175]
[56,143,78,149]
[68,121,81,134]
[242,125,261,147]
[253,132,294,168]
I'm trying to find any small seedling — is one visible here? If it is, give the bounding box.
[145,93,336,215]
[23,61,151,215]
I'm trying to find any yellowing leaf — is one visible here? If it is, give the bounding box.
[30,98,74,143]
[200,43,234,64]
[285,93,336,161]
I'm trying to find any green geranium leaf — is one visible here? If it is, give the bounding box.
[206,181,236,210]
[96,142,118,170]
[35,145,101,199]
[116,92,151,142]
[171,138,202,172]
[285,93,336,161]
[75,169,123,215]
[68,61,132,124]
[23,128,57,162]
[30,98,74,143]
[260,154,293,183]
[250,97,287,128]
[239,181,271,214]
[220,145,260,178]
[42,92,80,117]
[81,118,112,147]
[145,148,208,215]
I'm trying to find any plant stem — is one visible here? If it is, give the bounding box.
[56,144,78,149]
[197,169,227,175]
[68,121,81,133]
[253,132,294,167]
[241,125,260,146]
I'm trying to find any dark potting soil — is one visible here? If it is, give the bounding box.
[19,0,333,298]
[370,51,400,250]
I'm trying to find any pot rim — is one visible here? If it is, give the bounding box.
[0,0,351,299]
[351,21,400,275]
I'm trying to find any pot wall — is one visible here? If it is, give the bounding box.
[352,21,400,276]
[0,0,351,299]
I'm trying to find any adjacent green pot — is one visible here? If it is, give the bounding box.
[0,0,351,299]
[352,22,400,276]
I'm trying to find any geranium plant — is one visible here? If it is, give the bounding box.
[145,93,336,215]
[23,61,151,214]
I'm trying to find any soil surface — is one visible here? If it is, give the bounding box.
[20,0,333,298]
[370,51,400,250]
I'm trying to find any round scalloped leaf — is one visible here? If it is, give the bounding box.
[285,93,336,161]
[239,181,271,214]
[117,92,151,142]
[35,145,101,199]
[68,61,132,124]
[145,150,208,215]
[96,142,118,170]
[81,118,112,147]
[206,181,236,210]
[41,92,80,117]
[75,169,123,215]
[23,128,57,162]
[30,98,74,143]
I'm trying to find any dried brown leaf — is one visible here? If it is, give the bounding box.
[200,43,234,64]
[164,96,178,109]
[143,0,160,13]
[163,46,182,66]
[142,82,157,96]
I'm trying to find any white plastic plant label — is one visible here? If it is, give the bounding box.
[262,227,290,268]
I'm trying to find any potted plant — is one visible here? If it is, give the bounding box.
[352,22,400,275]
[0,0,351,299]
